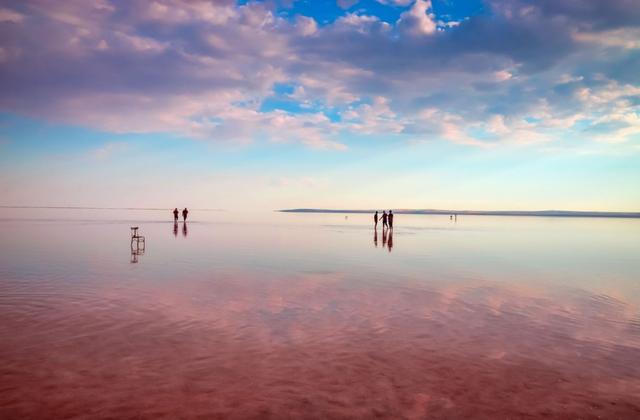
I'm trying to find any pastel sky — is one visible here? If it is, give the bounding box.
[1,0,639,211]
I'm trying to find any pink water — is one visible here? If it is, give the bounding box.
[1,209,639,418]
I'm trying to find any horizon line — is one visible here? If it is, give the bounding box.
[280,208,640,219]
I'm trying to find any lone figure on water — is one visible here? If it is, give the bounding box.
[173,208,179,222]
[182,208,189,222]
[388,210,394,230]
[374,211,379,228]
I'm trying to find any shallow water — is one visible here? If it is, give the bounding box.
[1,209,639,419]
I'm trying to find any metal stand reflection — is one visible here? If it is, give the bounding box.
[130,227,146,263]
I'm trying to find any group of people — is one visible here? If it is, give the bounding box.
[373,210,394,252]
[373,210,394,230]
[173,208,189,222]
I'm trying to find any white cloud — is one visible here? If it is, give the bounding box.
[342,96,405,134]
[1,0,639,152]
[397,0,437,36]
[487,115,509,135]
[494,70,513,82]
[295,16,317,37]
[336,13,380,32]
[573,28,640,50]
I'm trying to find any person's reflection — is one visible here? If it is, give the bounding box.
[382,227,387,248]
[387,229,393,252]
[173,221,178,237]
[374,228,378,247]
[182,222,188,237]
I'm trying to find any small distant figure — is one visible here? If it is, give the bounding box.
[450,214,453,220]
[182,207,189,222]
[374,211,379,228]
[382,211,388,229]
[388,210,393,230]
[173,208,179,222]
[173,221,178,237]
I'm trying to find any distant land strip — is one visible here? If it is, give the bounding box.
[280,209,640,219]
[0,206,224,211]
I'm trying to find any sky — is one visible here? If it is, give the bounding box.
[0,0,639,211]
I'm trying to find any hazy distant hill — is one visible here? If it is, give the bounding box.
[280,209,640,218]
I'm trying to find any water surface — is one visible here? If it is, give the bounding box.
[1,209,639,418]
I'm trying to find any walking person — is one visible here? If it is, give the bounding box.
[374,211,379,228]
[388,210,394,230]
[173,208,179,222]
[381,211,388,230]
[182,207,189,222]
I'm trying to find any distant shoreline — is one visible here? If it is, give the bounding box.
[0,206,225,211]
[280,209,640,219]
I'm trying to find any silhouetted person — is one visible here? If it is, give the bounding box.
[388,210,394,230]
[374,211,379,228]
[182,207,189,222]
[374,228,378,247]
[182,222,188,237]
[173,221,178,237]
[382,211,388,229]
[173,208,179,222]
[387,229,393,252]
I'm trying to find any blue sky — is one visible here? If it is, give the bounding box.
[0,0,639,210]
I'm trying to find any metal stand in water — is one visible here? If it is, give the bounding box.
[130,226,145,263]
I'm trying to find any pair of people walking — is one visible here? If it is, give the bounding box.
[173,207,189,222]
[374,210,393,230]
